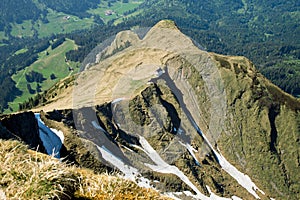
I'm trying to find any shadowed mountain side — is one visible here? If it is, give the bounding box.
[0,112,46,153]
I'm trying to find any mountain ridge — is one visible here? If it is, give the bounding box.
[27,21,300,113]
[1,20,300,199]
[1,0,299,114]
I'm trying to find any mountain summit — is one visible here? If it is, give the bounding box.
[1,20,300,199]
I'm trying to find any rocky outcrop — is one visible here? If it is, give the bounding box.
[40,110,113,174]
[0,112,45,153]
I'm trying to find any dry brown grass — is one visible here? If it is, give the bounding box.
[0,140,66,199]
[0,139,171,200]
[75,172,169,200]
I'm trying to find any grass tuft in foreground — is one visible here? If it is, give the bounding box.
[0,139,170,200]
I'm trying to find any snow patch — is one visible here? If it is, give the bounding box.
[139,136,241,200]
[92,121,152,187]
[91,121,107,132]
[112,97,125,104]
[97,145,137,180]
[139,137,246,200]
[195,122,265,199]
[139,136,204,198]
[96,145,152,188]
[50,128,64,143]
[180,142,200,166]
[213,147,265,199]
[34,113,63,158]
[121,145,134,153]
[232,196,243,200]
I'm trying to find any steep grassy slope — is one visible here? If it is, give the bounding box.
[210,54,300,199]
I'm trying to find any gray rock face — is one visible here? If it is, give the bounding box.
[0,111,46,153]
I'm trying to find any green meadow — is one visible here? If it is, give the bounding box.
[88,0,144,23]
[8,1,144,39]
[35,10,95,38]
[8,39,79,112]
[11,20,35,38]
[10,9,94,39]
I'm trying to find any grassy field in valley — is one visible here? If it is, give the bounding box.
[10,9,95,39]
[8,1,144,39]
[82,0,144,23]
[35,9,95,38]
[8,39,79,112]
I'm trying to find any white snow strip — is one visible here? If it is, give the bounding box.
[139,136,205,198]
[198,126,265,199]
[121,145,134,153]
[101,146,115,158]
[112,97,125,104]
[139,136,236,200]
[130,144,144,151]
[34,113,62,158]
[140,137,245,200]
[180,142,200,166]
[91,121,107,132]
[213,147,265,199]
[50,128,64,143]
[232,196,243,200]
[97,145,152,188]
[97,145,138,180]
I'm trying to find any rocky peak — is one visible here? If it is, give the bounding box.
[152,20,180,30]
